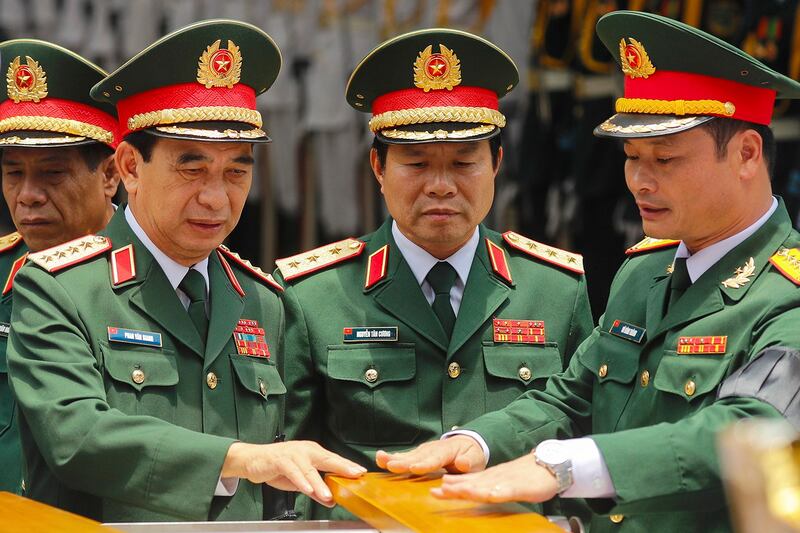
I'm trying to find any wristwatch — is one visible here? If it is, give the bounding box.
[534,440,574,494]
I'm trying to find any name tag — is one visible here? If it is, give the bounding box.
[343,326,398,343]
[107,327,162,348]
[609,320,646,343]
[0,322,9,338]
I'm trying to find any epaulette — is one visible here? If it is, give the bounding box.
[217,245,283,293]
[28,235,112,273]
[0,232,22,253]
[276,238,365,282]
[769,247,800,286]
[625,237,680,255]
[502,231,584,274]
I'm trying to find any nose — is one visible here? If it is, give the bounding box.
[16,175,47,207]
[423,167,457,198]
[196,175,228,211]
[625,161,657,195]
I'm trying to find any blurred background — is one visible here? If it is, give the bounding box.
[0,0,798,316]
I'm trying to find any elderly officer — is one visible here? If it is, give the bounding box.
[376,11,800,532]
[276,29,594,520]
[0,39,120,494]
[7,20,364,523]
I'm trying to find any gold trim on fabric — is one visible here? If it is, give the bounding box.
[0,135,88,145]
[127,106,262,132]
[0,115,112,143]
[369,106,505,133]
[599,116,701,134]
[380,124,496,140]
[154,125,267,139]
[616,97,735,117]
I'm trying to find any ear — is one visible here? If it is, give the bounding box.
[114,141,143,198]
[493,146,504,177]
[369,147,385,192]
[736,129,763,182]
[99,151,121,199]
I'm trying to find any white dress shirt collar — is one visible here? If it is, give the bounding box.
[675,197,777,283]
[124,206,210,293]
[391,220,479,287]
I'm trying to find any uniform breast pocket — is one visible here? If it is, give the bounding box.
[653,352,732,405]
[326,344,418,446]
[229,354,286,444]
[482,342,562,411]
[101,342,179,423]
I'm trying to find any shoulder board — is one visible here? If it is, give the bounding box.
[769,247,800,286]
[502,231,584,274]
[217,245,283,293]
[276,238,365,282]
[0,232,22,253]
[28,235,112,273]
[625,237,681,255]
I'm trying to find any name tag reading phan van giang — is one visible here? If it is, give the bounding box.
[107,327,163,348]
[343,326,399,343]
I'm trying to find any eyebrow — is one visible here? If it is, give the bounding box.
[623,138,676,148]
[232,155,255,165]
[2,155,69,165]
[455,143,480,154]
[176,153,210,165]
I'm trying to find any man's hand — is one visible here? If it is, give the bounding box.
[430,452,559,503]
[222,441,366,507]
[375,435,486,475]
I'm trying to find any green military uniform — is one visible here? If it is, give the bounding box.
[0,232,27,494]
[7,20,288,521]
[279,28,595,520]
[0,39,120,495]
[457,11,800,532]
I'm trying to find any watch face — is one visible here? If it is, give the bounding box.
[536,441,570,466]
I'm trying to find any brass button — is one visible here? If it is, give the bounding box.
[518,366,532,381]
[685,379,696,396]
[206,372,218,390]
[598,364,608,378]
[131,369,145,384]
[365,368,379,383]
[258,379,267,397]
[20,479,25,492]
[448,362,461,379]
[451,425,459,431]
[640,370,650,387]
[609,514,624,524]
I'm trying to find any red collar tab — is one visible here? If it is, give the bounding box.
[623,70,777,125]
[486,238,513,285]
[371,86,499,115]
[625,237,681,255]
[217,245,283,293]
[110,244,137,286]
[3,252,28,295]
[365,245,389,290]
[216,249,245,297]
[0,232,22,253]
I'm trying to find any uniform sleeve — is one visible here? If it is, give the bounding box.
[280,283,324,443]
[7,266,236,520]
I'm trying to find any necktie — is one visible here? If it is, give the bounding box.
[426,261,458,338]
[667,257,692,311]
[179,268,209,344]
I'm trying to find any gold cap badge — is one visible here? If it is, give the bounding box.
[197,40,242,89]
[619,38,656,79]
[413,44,462,92]
[7,56,48,103]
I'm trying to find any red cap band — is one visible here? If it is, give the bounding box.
[117,82,257,137]
[372,86,498,115]
[0,98,119,147]
[625,70,777,125]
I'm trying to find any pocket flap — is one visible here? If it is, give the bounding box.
[653,354,730,402]
[327,345,416,389]
[578,331,640,384]
[230,355,286,399]
[101,342,178,392]
[482,343,562,384]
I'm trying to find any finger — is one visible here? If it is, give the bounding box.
[375,450,391,469]
[276,460,315,496]
[311,450,367,478]
[298,462,334,505]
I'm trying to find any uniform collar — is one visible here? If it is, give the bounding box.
[391,220,478,287]
[675,196,777,283]
[124,206,209,292]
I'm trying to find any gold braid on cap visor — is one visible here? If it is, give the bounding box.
[0,116,114,144]
[368,106,506,133]
[615,97,736,117]
[127,106,263,131]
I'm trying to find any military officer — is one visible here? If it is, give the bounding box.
[376,11,800,532]
[7,20,363,523]
[0,39,121,494]
[276,29,594,520]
